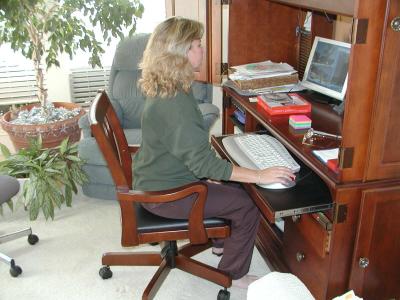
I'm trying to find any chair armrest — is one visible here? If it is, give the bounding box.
[117,182,208,245]
[78,114,92,138]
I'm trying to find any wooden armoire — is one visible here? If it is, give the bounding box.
[167,1,400,299]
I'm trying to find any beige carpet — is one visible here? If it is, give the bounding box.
[1,190,270,300]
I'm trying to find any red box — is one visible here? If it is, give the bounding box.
[327,158,339,173]
[257,93,311,116]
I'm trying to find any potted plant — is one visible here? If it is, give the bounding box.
[0,137,88,220]
[0,0,144,149]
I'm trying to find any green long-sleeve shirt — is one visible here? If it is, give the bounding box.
[133,90,233,191]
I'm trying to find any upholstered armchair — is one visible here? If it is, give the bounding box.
[78,33,220,200]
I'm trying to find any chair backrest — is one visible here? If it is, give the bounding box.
[108,33,150,129]
[88,90,133,191]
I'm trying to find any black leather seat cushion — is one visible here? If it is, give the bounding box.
[136,204,229,233]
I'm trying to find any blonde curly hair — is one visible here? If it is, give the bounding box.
[139,17,204,98]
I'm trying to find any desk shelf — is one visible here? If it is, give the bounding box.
[224,87,341,189]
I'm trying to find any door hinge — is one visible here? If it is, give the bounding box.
[334,203,348,223]
[221,0,232,5]
[339,147,354,169]
[354,18,368,44]
[221,62,229,75]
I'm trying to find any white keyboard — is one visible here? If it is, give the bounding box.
[222,134,300,173]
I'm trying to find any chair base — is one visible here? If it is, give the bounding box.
[0,227,39,277]
[100,240,232,300]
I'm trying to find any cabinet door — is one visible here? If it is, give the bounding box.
[228,0,299,68]
[165,0,222,83]
[365,0,400,180]
[349,186,400,299]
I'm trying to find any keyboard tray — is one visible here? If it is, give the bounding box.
[211,134,333,223]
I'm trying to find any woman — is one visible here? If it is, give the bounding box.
[134,16,295,288]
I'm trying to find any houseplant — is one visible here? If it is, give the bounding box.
[0,136,88,220]
[0,0,144,149]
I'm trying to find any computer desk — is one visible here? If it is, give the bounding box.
[210,85,400,299]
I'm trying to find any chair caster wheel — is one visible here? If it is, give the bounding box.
[99,266,113,279]
[10,260,22,277]
[28,234,39,245]
[217,289,230,300]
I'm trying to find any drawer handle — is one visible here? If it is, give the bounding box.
[358,257,369,268]
[391,16,400,32]
[296,252,305,262]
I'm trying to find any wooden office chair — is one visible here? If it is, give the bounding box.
[89,90,232,300]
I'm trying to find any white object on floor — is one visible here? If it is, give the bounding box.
[247,272,315,300]
[332,290,363,300]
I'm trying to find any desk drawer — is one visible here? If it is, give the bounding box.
[283,216,330,299]
[291,213,332,258]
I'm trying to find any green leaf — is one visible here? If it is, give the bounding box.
[42,194,54,220]
[65,185,72,207]
[65,155,81,162]
[0,143,11,158]
[44,168,62,174]
[6,199,13,211]
[59,137,69,154]
[69,178,78,194]
[29,195,40,221]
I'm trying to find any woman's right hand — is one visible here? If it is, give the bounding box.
[257,166,295,185]
[230,165,295,185]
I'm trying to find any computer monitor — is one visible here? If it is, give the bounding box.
[302,37,351,101]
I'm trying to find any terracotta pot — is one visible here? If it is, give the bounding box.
[0,102,86,150]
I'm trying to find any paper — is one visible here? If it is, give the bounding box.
[312,148,339,164]
[229,60,297,80]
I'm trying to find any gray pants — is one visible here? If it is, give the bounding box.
[142,181,261,279]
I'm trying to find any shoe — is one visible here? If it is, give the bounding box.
[211,247,223,257]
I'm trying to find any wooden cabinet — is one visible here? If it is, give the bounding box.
[210,0,400,299]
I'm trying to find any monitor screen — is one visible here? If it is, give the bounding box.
[302,37,351,101]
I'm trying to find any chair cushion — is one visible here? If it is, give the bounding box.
[78,129,142,166]
[136,204,229,233]
[0,175,20,203]
[82,182,117,200]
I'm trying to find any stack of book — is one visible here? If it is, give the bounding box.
[229,60,299,91]
[257,92,311,116]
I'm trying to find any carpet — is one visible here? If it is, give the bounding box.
[1,190,270,300]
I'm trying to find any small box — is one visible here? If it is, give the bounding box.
[289,114,312,130]
[257,93,311,116]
